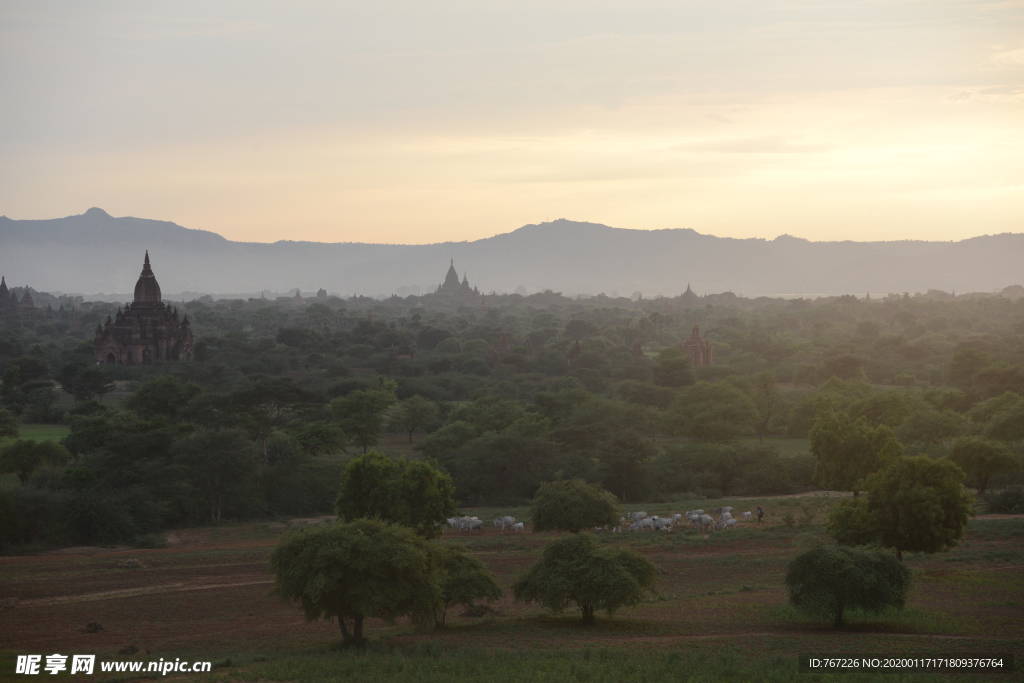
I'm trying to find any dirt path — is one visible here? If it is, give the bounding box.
[21,579,276,606]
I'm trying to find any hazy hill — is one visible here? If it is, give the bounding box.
[1,208,1021,298]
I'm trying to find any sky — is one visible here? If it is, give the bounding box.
[1,1,1022,245]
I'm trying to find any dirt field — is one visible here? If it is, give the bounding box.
[1,503,1022,681]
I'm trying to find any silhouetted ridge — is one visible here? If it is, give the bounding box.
[0,210,1020,297]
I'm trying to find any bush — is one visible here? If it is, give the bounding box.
[435,545,502,627]
[0,487,68,549]
[984,487,1024,514]
[530,479,621,533]
[270,519,440,645]
[786,544,910,627]
[826,498,880,546]
[335,450,456,539]
[513,533,658,624]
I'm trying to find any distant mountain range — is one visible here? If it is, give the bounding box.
[1,208,1021,299]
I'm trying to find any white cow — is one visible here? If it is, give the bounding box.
[699,514,714,530]
[718,518,738,530]
[742,511,752,521]
[510,522,524,533]
[627,511,648,521]
[493,516,517,533]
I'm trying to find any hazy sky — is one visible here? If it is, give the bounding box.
[1,1,1022,244]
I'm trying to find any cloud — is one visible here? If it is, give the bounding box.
[992,48,1024,66]
[671,137,837,154]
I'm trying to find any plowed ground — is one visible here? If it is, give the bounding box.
[2,513,1022,680]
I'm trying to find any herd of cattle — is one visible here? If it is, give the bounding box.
[443,508,753,535]
[601,508,751,533]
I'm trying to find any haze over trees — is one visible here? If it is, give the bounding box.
[3,210,1024,297]
[1,263,1022,549]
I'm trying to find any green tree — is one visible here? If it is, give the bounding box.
[817,355,867,382]
[863,456,974,559]
[230,378,323,461]
[849,390,914,429]
[751,370,781,444]
[530,478,621,533]
[334,450,457,539]
[331,387,397,454]
[389,395,440,442]
[894,408,964,447]
[415,421,479,459]
[172,428,257,522]
[664,381,758,442]
[651,348,694,388]
[596,431,657,503]
[983,401,1024,443]
[946,348,991,390]
[786,544,910,627]
[0,439,71,484]
[23,387,58,423]
[826,498,880,547]
[291,421,350,455]
[616,380,677,410]
[513,532,658,625]
[966,392,1021,425]
[70,367,115,402]
[949,438,1018,495]
[447,394,527,434]
[270,519,440,645]
[0,407,20,439]
[810,410,902,496]
[122,376,202,419]
[435,545,502,627]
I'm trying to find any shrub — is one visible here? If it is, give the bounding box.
[270,519,440,645]
[530,479,621,533]
[435,545,502,627]
[513,533,658,624]
[984,487,1024,514]
[786,544,910,627]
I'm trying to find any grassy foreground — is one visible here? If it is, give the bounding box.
[0,502,1020,683]
[185,646,971,683]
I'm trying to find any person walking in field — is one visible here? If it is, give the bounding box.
[756,505,764,524]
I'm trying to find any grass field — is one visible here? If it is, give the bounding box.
[0,498,1020,682]
[0,423,69,449]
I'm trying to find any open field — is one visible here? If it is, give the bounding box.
[1,500,1021,682]
[0,423,70,448]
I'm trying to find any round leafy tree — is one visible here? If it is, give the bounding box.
[810,410,902,496]
[513,532,658,624]
[530,478,621,533]
[786,544,910,627]
[335,450,457,539]
[863,455,973,559]
[826,497,880,547]
[270,519,440,645]
[0,439,71,485]
[949,437,1018,495]
[435,545,502,626]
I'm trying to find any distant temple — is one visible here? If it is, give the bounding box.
[435,260,481,299]
[0,277,39,320]
[679,283,702,308]
[93,252,194,364]
[680,324,714,365]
